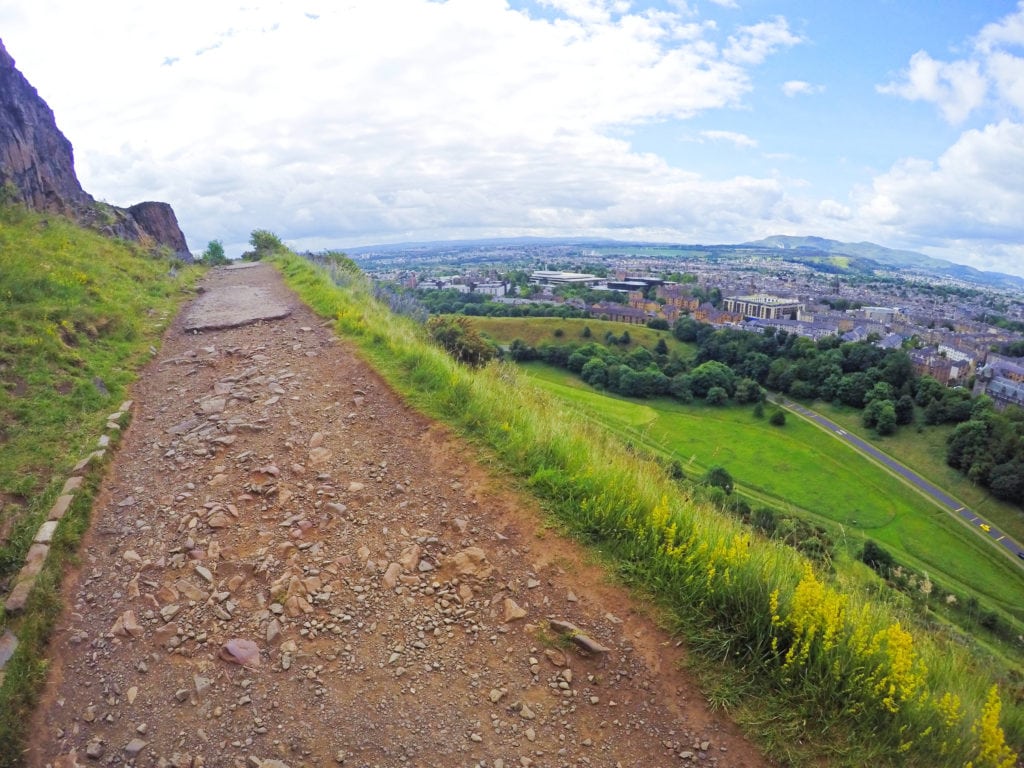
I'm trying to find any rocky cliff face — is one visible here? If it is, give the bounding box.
[0,39,192,260]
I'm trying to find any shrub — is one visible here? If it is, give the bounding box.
[426,315,496,367]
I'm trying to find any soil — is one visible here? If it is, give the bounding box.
[27,263,771,768]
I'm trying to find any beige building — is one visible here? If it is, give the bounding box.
[722,294,802,320]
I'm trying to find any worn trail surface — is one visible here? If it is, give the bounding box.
[28,263,769,768]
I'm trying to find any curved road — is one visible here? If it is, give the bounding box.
[775,397,1024,566]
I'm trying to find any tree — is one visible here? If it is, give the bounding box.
[865,381,895,405]
[654,338,670,356]
[244,229,285,260]
[705,386,729,406]
[669,373,694,402]
[915,375,945,406]
[734,377,763,404]
[989,460,1024,503]
[946,419,992,472]
[426,316,495,367]
[752,400,765,419]
[703,466,734,494]
[769,409,786,427]
[200,239,229,266]
[895,394,915,425]
[580,357,608,388]
[874,401,897,435]
[860,539,895,575]
[508,338,536,362]
[646,318,670,331]
[690,360,736,398]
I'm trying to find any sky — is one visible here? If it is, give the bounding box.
[2,0,1024,277]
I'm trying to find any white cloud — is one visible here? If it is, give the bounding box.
[781,80,823,97]
[975,1,1024,54]
[879,3,1024,123]
[724,16,801,64]
[818,200,851,220]
[699,129,758,148]
[538,0,631,24]
[877,51,987,124]
[0,0,808,255]
[706,0,739,8]
[986,51,1024,112]
[856,120,1024,242]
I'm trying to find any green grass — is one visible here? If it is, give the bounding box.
[811,401,1024,545]
[276,252,1022,767]
[520,363,1024,627]
[468,315,696,357]
[0,203,200,766]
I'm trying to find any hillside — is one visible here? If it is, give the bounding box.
[0,38,191,258]
[0,204,198,762]
[1,236,1021,765]
[744,235,1024,290]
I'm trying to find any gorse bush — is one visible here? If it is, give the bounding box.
[274,252,1020,767]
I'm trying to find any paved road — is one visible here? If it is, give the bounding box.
[775,397,1024,565]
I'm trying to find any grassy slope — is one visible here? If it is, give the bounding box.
[813,402,1024,544]
[0,204,200,765]
[521,363,1024,624]
[468,318,1024,617]
[277,254,1021,767]
[469,315,696,357]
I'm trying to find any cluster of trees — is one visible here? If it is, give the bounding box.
[415,288,587,319]
[507,333,769,407]
[674,318,920,432]
[945,399,1024,504]
[674,318,1024,507]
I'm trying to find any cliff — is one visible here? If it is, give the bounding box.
[0,39,192,260]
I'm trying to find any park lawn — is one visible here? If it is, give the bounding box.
[812,401,1024,545]
[521,362,1024,621]
[468,316,696,358]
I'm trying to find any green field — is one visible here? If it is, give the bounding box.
[520,362,1024,622]
[469,315,696,357]
[811,401,1024,545]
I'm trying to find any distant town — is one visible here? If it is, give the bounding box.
[350,239,1024,411]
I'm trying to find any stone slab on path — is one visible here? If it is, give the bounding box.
[182,263,292,332]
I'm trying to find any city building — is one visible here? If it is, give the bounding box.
[974,354,1024,411]
[721,293,802,320]
[530,271,603,286]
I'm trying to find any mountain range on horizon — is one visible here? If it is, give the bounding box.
[344,234,1024,292]
[741,235,1024,291]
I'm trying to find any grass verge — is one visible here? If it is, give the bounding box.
[276,252,1020,767]
[0,204,200,766]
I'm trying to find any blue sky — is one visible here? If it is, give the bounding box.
[2,0,1024,277]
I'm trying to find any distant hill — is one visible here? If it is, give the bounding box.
[340,234,1024,291]
[744,235,1024,291]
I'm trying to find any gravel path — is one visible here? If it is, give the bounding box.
[28,263,770,768]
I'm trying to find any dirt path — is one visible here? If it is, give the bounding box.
[28,263,770,768]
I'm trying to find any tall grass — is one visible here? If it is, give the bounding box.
[0,204,200,766]
[275,253,1019,767]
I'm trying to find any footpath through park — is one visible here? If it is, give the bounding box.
[25,263,768,768]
